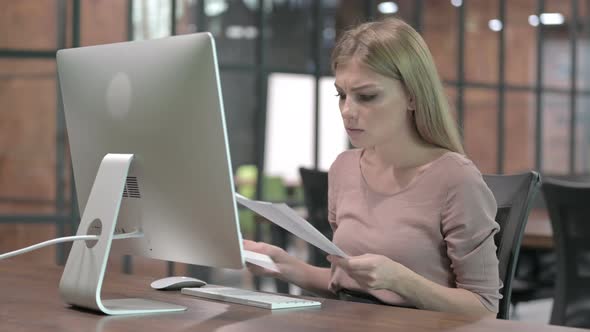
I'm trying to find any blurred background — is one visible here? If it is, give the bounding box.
[1,0,589,324]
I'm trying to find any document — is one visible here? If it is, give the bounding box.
[235,193,348,258]
[243,250,280,272]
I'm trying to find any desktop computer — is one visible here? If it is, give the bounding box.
[57,32,244,315]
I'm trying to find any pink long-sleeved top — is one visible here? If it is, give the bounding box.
[328,149,502,312]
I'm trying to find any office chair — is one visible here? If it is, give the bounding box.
[299,167,331,267]
[511,174,590,312]
[542,178,590,328]
[483,171,541,320]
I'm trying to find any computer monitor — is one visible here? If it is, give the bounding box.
[56,32,244,315]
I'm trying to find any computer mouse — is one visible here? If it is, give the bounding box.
[150,276,207,291]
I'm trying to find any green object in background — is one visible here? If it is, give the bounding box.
[262,176,287,202]
[234,165,290,239]
[236,164,257,198]
[235,165,288,202]
[235,164,258,239]
[238,209,255,239]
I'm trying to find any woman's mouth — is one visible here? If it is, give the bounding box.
[346,128,364,136]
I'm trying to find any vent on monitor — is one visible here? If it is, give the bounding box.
[123,176,141,198]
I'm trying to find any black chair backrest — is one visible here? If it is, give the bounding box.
[299,167,331,267]
[483,171,541,319]
[542,178,590,328]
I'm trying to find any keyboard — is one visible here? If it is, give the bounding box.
[181,286,322,310]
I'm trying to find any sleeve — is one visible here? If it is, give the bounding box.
[441,164,502,313]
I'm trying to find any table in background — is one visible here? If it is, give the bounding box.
[522,208,553,249]
[1,258,587,332]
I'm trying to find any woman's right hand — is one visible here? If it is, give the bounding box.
[244,239,334,297]
[243,239,300,282]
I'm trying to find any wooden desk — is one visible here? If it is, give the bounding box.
[1,259,586,332]
[522,209,554,249]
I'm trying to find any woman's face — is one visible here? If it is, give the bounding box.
[334,59,414,149]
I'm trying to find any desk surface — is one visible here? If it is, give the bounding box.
[1,259,586,332]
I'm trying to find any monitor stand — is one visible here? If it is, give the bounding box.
[59,153,187,315]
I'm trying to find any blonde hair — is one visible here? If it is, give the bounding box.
[331,18,464,154]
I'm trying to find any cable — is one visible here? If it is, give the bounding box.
[0,231,144,261]
[110,230,144,240]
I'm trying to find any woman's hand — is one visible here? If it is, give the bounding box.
[329,254,495,317]
[327,254,410,291]
[243,239,298,281]
[244,240,335,297]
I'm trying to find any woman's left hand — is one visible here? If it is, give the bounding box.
[327,254,410,291]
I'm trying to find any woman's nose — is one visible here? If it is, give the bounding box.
[341,99,356,119]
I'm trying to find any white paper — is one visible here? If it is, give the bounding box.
[243,250,280,272]
[235,193,348,258]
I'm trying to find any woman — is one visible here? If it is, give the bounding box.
[244,17,501,318]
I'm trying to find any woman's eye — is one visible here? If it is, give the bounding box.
[358,94,377,102]
[335,92,346,100]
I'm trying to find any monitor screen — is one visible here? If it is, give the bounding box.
[57,32,244,270]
